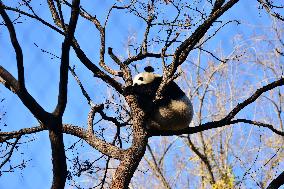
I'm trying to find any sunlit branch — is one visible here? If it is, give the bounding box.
[63,124,125,160]
[186,137,216,184]
[87,105,103,135]
[55,0,66,31]
[257,0,284,22]
[171,0,240,72]
[0,123,125,160]
[145,144,171,189]
[140,11,154,54]
[47,0,64,28]
[154,0,240,101]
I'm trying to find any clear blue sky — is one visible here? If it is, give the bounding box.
[0,0,282,188]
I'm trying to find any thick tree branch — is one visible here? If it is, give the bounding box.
[0,66,49,123]
[0,126,43,143]
[110,95,149,189]
[155,0,240,100]
[0,123,125,160]
[48,121,67,189]
[172,0,240,69]
[53,0,80,117]
[0,1,25,89]
[266,171,284,189]
[224,77,284,121]
[71,44,124,93]
[48,1,80,188]
[63,124,125,160]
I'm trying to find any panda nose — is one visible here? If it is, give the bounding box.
[133,83,138,87]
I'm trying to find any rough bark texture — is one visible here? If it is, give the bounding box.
[110,94,149,188]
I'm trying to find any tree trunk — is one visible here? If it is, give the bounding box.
[110,95,148,188]
[49,122,67,189]
[110,137,148,188]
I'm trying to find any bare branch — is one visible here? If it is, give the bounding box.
[108,47,132,85]
[0,123,125,160]
[47,1,81,188]
[63,124,125,160]
[224,77,284,121]
[186,136,215,184]
[0,1,25,89]
[63,0,122,77]
[47,0,65,28]
[0,126,43,143]
[124,52,162,65]
[171,0,240,73]
[145,144,172,189]
[87,105,103,135]
[258,0,284,22]
[53,0,80,117]
[232,119,284,136]
[0,136,21,169]
[71,44,124,93]
[3,3,123,94]
[0,66,49,122]
[4,4,64,34]
[154,0,240,101]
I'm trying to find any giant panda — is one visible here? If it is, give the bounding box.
[131,66,193,131]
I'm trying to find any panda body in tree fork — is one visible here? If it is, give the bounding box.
[131,66,193,131]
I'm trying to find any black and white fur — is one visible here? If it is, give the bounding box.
[132,66,193,131]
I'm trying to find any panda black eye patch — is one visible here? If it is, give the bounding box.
[138,77,144,81]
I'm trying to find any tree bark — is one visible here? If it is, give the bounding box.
[49,122,67,189]
[110,95,148,188]
[110,139,148,188]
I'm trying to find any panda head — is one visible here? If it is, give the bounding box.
[133,66,161,86]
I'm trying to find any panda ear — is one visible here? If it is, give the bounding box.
[144,66,154,73]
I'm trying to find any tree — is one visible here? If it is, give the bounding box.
[0,0,283,188]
